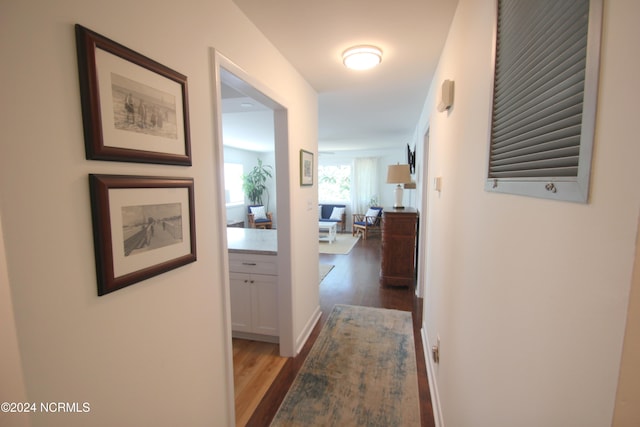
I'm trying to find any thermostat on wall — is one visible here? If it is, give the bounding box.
[437,79,454,112]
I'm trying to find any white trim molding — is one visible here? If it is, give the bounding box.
[422,327,444,427]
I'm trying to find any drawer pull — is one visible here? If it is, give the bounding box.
[241,262,257,266]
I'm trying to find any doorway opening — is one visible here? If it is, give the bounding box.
[212,50,292,425]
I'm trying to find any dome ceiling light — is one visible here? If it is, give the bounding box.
[342,45,383,70]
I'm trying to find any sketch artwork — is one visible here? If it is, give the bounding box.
[121,203,183,257]
[303,159,312,179]
[111,73,178,140]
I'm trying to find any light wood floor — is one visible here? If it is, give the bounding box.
[233,338,286,427]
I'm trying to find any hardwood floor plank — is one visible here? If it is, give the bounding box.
[233,339,287,427]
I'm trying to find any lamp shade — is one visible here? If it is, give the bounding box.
[386,164,411,184]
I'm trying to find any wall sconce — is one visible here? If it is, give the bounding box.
[386,164,412,209]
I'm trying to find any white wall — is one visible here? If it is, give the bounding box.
[417,0,640,426]
[612,214,640,426]
[0,216,29,427]
[0,1,318,426]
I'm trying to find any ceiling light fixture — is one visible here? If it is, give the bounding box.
[342,45,382,70]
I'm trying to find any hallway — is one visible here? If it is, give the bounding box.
[247,234,434,426]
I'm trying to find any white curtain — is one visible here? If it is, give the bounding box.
[351,157,379,214]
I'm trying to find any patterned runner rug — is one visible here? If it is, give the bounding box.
[270,304,420,426]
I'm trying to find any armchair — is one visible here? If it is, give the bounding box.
[352,207,383,240]
[247,205,273,229]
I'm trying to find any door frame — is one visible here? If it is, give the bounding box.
[209,49,292,423]
[416,128,430,298]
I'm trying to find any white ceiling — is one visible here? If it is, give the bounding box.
[224,0,459,152]
[220,81,275,152]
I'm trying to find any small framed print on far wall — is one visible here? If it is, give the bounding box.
[300,149,313,186]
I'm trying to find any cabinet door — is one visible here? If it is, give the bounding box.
[251,274,279,336]
[229,272,253,333]
[382,236,415,277]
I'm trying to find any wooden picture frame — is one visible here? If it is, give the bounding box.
[76,24,192,165]
[89,174,197,295]
[300,149,314,186]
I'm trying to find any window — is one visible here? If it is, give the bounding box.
[224,163,244,205]
[318,164,351,202]
[486,0,603,202]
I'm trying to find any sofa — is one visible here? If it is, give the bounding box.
[319,204,346,233]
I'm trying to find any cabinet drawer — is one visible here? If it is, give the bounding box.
[382,218,417,236]
[228,253,277,275]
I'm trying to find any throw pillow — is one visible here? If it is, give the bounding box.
[250,206,267,220]
[330,207,345,220]
[365,208,381,224]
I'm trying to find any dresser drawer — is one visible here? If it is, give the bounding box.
[229,253,277,275]
[382,216,417,236]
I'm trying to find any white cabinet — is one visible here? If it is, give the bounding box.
[229,272,278,335]
[228,253,278,341]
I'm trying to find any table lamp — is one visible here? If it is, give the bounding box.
[386,164,412,209]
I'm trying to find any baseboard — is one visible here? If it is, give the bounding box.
[422,327,444,427]
[232,331,279,344]
[295,305,322,356]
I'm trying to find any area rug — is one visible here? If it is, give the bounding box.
[318,234,360,255]
[319,264,334,283]
[270,304,420,426]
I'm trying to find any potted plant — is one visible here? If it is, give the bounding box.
[242,159,273,209]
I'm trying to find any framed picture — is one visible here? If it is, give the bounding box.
[300,149,314,186]
[76,24,192,165]
[89,174,197,295]
[407,144,416,174]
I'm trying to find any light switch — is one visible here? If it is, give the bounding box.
[433,177,442,192]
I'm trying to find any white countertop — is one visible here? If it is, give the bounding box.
[227,227,277,255]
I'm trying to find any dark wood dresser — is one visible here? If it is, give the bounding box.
[380,207,418,287]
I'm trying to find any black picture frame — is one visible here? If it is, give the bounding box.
[407,144,416,174]
[76,24,192,165]
[89,174,197,295]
